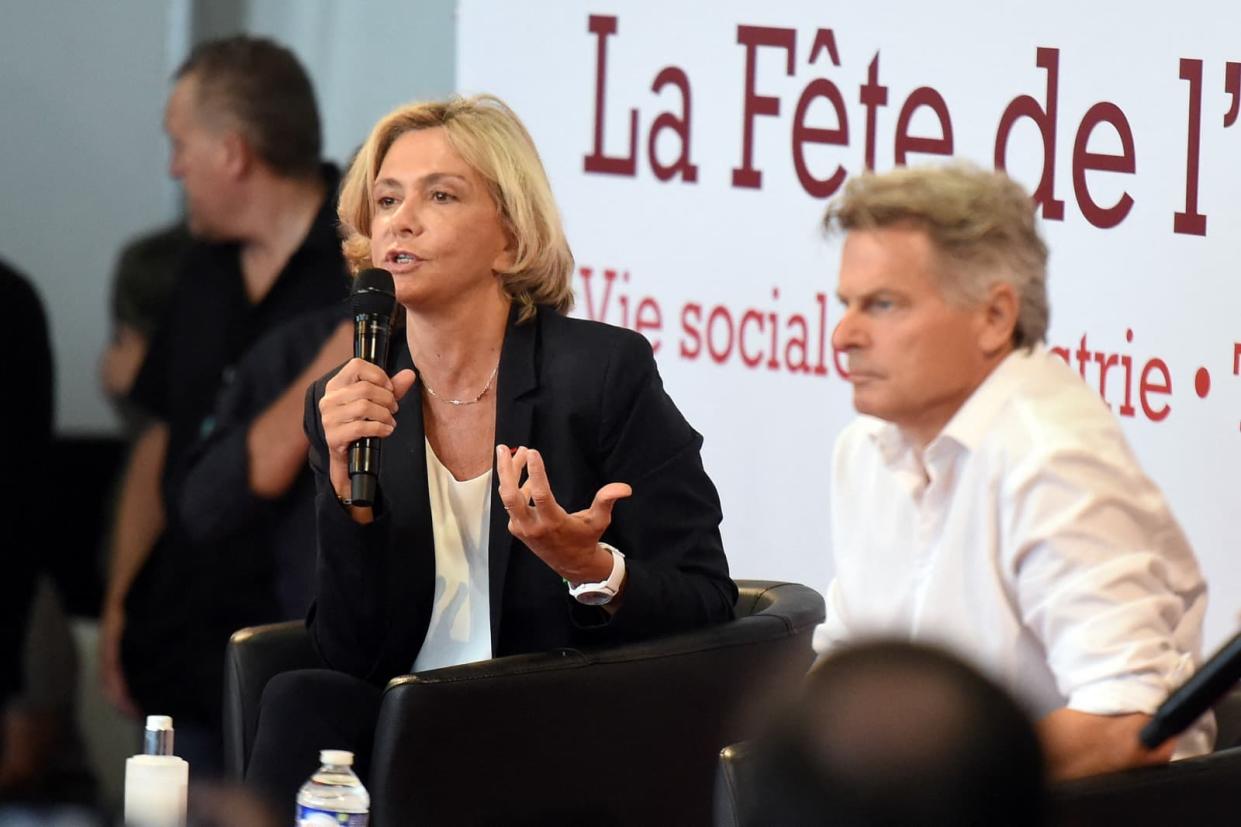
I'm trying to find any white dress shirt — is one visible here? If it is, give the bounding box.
[412,439,493,672]
[815,346,1213,756]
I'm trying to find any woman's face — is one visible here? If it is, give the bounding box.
[369,127,513,311]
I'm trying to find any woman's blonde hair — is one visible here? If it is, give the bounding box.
[338,94,574,321]
[823,163,1049,348]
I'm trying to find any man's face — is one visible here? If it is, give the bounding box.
[164,75,233,239]
[831,226,1003,446]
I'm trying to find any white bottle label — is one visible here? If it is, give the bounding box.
[124,755,188,827]
[297,805,368,827]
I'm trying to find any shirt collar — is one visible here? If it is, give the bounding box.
[866,416,908,467]
[938,345,1039,452]
[866,345,1042,466]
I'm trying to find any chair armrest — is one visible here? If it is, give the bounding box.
[223,620,321,779]
[714,740,755,827]
[734,581,826,631]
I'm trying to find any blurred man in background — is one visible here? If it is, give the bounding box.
[100,36,350,771]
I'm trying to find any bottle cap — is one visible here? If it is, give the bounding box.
[143,715,175,756]
[320,749,354,766]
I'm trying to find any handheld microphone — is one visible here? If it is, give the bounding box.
[1139,630,1241,748]
[347,268,398,506]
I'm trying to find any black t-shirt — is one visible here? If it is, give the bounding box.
[131,169,347,486]
[122,165,349,726]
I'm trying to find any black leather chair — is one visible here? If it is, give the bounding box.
[225,579,824,825]
[714,690,1241,827]
[1048,688,1241,825]
[1048,744,1241,826]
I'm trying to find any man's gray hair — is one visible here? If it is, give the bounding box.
[823,163,1049,348]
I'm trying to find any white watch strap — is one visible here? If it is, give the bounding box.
[568,543,625,599]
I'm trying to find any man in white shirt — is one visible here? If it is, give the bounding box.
[814,163,1212,779]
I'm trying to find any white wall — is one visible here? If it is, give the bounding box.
[240,0,457,164]
[0,0,457,434]
[0,1,182,433]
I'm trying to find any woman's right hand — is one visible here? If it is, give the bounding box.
[318,359,417,500]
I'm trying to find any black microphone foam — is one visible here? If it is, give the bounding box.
[347,268,397,506]
[1139,630,1241,749]
[352,267,397,317]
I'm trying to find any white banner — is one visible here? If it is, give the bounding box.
[459,0,1241,649]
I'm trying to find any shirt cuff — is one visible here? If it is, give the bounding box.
[1067,679,1167,716]
[1066,649,1196,716]
[568,598,613,630]
[316,487,391,543]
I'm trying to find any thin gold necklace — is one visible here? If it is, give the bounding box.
[421,363,499,406]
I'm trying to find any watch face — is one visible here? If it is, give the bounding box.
[574,589,614,606]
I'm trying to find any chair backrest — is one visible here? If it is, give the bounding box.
[368,580,824,826]
[1212,687,1241,750]
[223,620,320,778]
[719,740,1241,827]
[1046,687,1241,824]
[1049,746,1241,825]
[715,694,1241,827]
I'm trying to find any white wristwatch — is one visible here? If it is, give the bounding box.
[568,543,626,606]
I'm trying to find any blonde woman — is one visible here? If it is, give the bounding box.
[246,95,734,802]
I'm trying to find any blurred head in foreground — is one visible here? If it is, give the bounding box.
[750,640,1046,826]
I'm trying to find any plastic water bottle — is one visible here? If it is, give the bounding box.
[296,749,370,826]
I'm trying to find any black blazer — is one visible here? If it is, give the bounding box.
[304,306,736,684]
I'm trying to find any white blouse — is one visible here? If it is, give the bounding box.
[412,438,494,672]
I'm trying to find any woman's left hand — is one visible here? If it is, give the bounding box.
[495,444,631,584]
